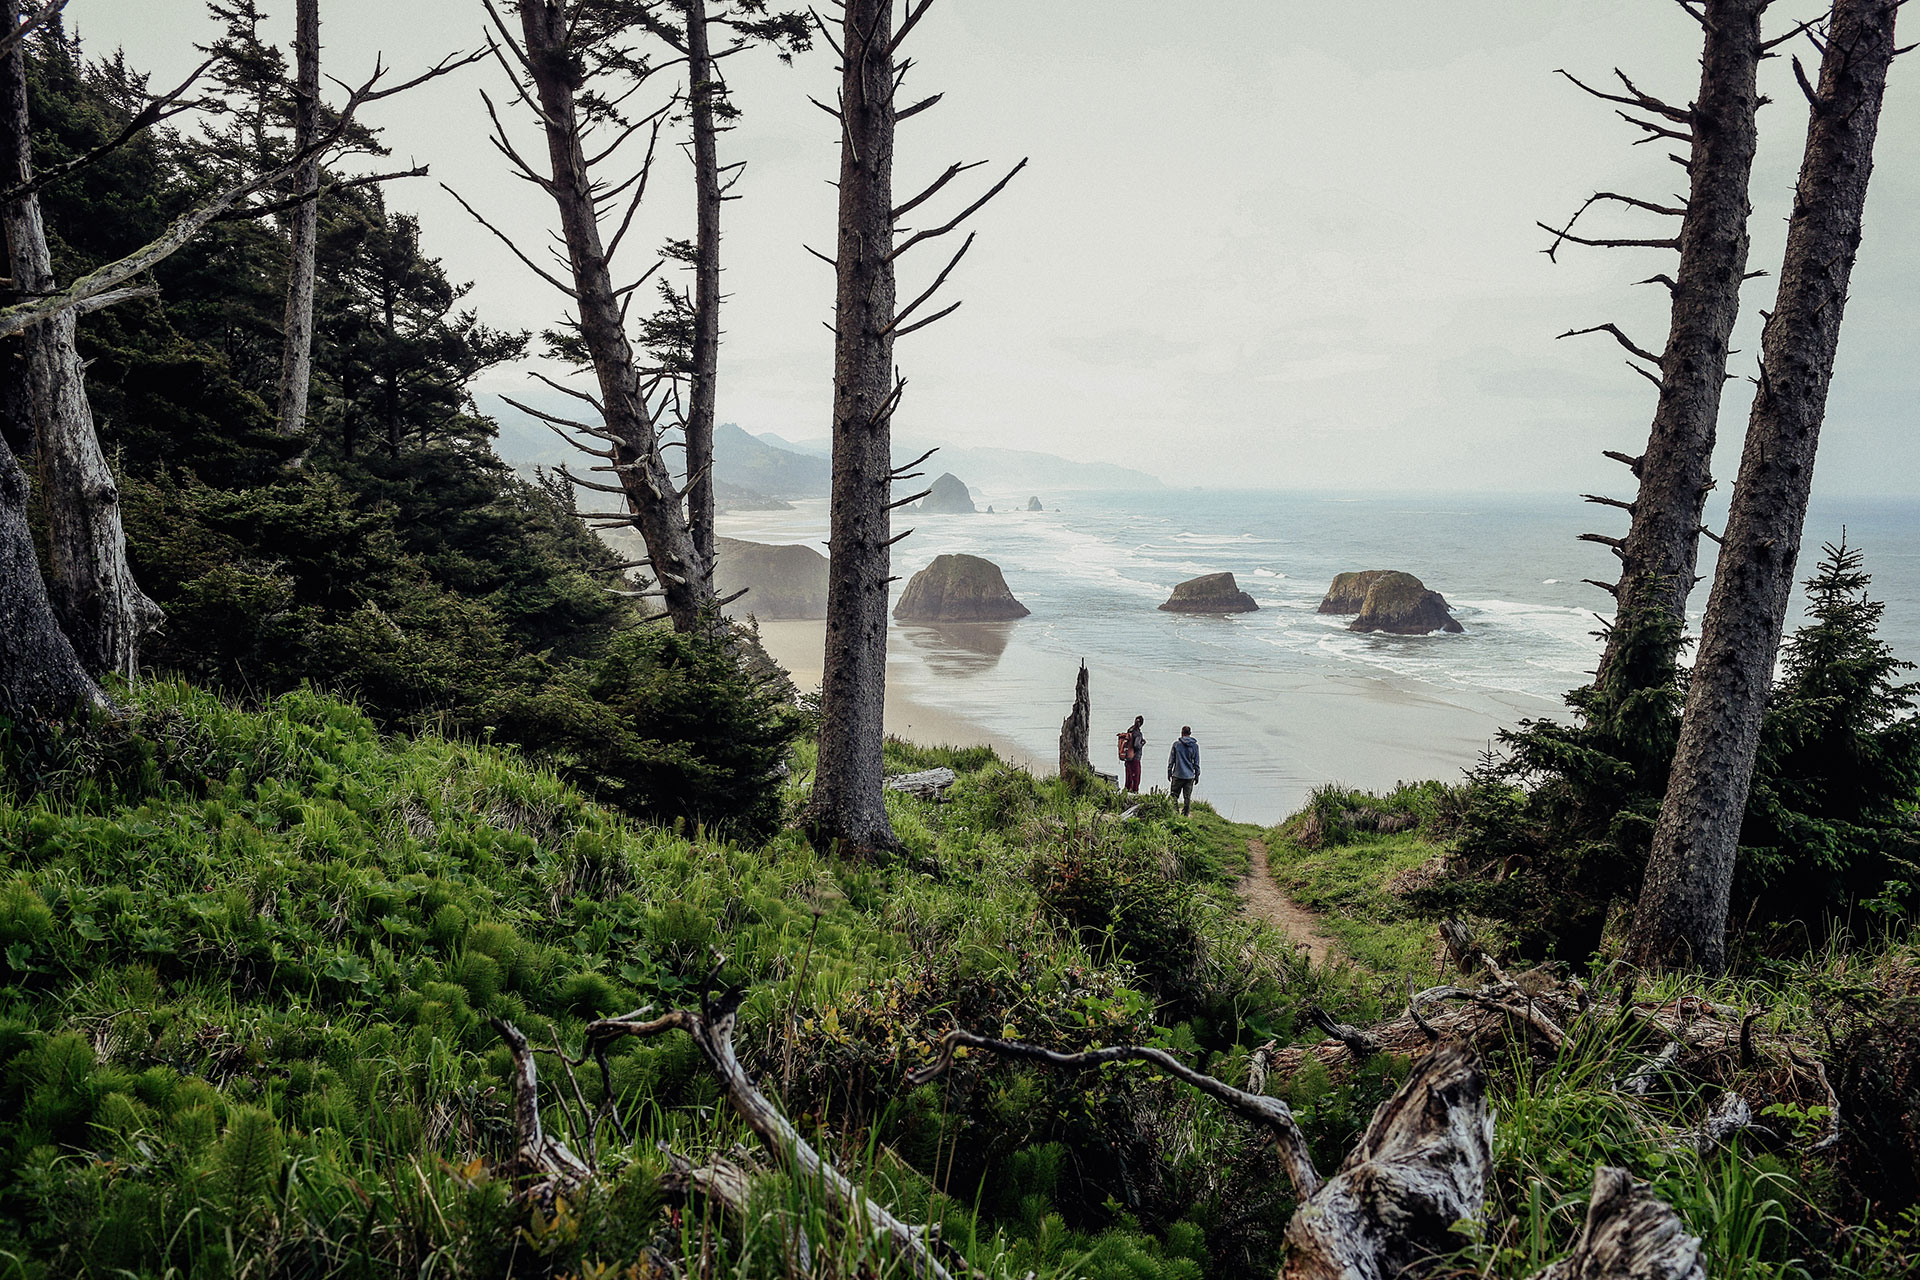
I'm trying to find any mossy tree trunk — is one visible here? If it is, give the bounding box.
[1629,0,1900,973]
[809,0,899,853]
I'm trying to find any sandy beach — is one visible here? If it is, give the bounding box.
[754,619,1041,770]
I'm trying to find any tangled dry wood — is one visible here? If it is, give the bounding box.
[487,917,1849,1280]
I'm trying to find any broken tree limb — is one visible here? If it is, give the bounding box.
[1529,1166,1705,1280]
[585,990,957,1280]
[906,1028,1323,1200]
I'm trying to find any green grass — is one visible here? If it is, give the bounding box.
[3,693,1916,1278]
[1260,783,1457,978]
[0,681,1351,1280]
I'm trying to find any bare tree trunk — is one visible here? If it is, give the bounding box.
[1591,0,1769,690]
[1628,0,1900,974]
[0,2,158,679]
[684,0,720,570]
[808,0,899,853]
[515,0,714,633]
[275,0,320,446]
[0,414,100,729]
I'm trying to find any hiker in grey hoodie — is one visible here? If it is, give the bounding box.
[1167,726,1200,815]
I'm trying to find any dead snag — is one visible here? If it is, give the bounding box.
[1529,1166,1705,1280]
[1631,0,1903,974]
[1546,1,1775,693]
[808,0,1022,854]
[1057,660,1092,778]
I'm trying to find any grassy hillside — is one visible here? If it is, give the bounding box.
[4,694,1917,1278]
[0,683,1387,1280]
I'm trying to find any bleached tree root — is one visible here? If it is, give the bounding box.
[1280,1040,1493,1280]
[1528,1166,1705,1280]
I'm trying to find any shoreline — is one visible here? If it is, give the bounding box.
[753,619,1042,771]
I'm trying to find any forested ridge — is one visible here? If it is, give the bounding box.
[1,2,1919,1278]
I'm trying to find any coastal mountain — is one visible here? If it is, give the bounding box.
[485,391,1158,499]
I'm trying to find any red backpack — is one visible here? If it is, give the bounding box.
[1117,731,1134,762]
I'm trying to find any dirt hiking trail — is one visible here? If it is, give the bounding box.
[1239,838,1338,965]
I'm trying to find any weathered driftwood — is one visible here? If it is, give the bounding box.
[1529,1166,1704,1280]
[583,991,957,1280]
[1281,1041,1493,1280]
[883,767,957,799]
[495,986,956,1280]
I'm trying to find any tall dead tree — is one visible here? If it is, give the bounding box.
[0,0,160,678]
[466,1,717,633]
[1541,0,1777,693]
[805,0,1023,852]
[275,0,321,443]
[627,1,810,568]
[1628,0,1902,974]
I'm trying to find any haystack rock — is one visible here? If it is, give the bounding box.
[919,472,977,514]
[894,554,1031,622]
[1026,496,1043,512]
[1158,572,1258,614]
[714,537,828,619]
[1344,571,1463,636]
[1318,570,1392,614]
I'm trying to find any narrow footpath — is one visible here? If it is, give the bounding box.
[1238,838,1338,965]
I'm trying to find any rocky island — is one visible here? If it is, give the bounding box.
[1158,571,1259,614]
[1319,569,1463,635]
[894,553,1031,621]
[714,538,829,619]
[918,472,977,514]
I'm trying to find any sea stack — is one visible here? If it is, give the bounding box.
[713,538,829,619]
[1026,496,1043,512]
[1318,570,1392,614]
[895,554,1031,621]
[919,473,977,514]
[1158,572,1258,614]
[1329,570,1463,635]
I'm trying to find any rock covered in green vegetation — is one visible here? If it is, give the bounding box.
[895,553,1030,621]
[714,537,829,619]
[1158,572,1258,614]
[919,472,977,514]
[1346,571,1462,635]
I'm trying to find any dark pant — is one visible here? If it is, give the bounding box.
[1124,758,1141,792]
[1171,777,1194,814]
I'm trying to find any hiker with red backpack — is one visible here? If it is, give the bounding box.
[1117,715,1145,792]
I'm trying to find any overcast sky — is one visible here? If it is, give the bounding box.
[76,0,1920,494]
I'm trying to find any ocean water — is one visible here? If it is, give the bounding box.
[719,489,1920,824]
